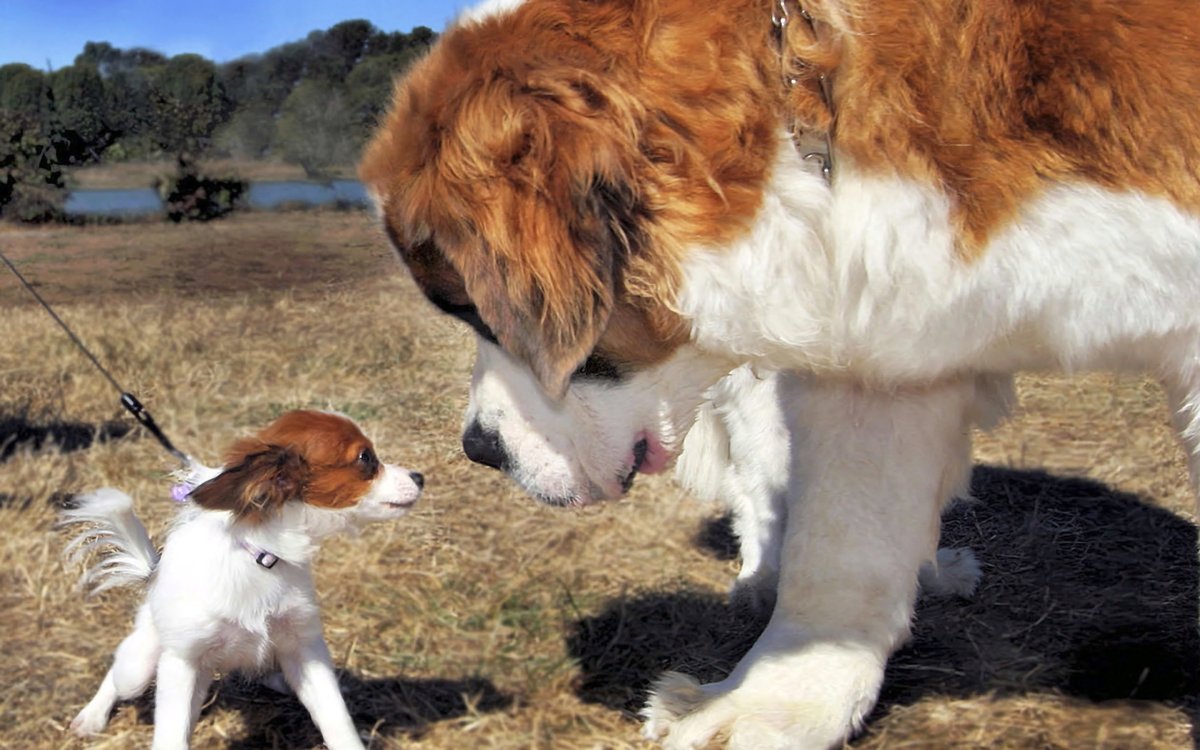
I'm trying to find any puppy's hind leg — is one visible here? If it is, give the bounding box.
[189,671,215,729]
[71,603,160,736]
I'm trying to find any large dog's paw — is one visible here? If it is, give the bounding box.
[641,672,716,741]
[917,546,981,598]
[728,565,778,618]
[260,671,293,695]
[641,641,884,750]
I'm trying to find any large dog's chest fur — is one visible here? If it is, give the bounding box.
[360,0,1200,391]
[678,151,1200,384]
[677,0,1200,385]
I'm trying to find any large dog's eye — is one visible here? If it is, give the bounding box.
[430,297,499,345]
[572,353,623,382]
[387,231,500,345]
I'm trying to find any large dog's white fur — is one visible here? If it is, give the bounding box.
[676,364,986,614]
[362,1,1200,746]
[463,142,1200,749]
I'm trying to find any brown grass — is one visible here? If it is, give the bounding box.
[0,212,1196,749]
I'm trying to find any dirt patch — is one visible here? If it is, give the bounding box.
[0,212,395,307]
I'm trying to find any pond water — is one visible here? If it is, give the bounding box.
[245,180,368,210]
[64,179,371,218]
[64,187,164,217]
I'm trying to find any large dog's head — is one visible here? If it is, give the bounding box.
[360,0,782,504]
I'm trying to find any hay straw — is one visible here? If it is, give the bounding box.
[1,213,1195,748]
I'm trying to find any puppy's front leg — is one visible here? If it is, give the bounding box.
[645,376,980,750]
[151,650,203,750]
[278,633,364,750]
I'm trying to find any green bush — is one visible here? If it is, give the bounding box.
[156,155,245,222]
[0,111,66,222]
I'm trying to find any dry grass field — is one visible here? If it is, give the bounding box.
[1,210,1197,749]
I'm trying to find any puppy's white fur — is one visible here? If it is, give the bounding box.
[64,450,421,750]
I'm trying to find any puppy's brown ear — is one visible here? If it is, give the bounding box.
[190,442,309,524]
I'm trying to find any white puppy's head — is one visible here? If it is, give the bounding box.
[189,410,424,527]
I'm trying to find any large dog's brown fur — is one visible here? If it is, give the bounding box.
[361,0,1200,386]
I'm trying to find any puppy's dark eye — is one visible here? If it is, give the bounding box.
[356,447,380,478]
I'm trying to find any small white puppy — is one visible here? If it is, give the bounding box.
[62,410,424,750]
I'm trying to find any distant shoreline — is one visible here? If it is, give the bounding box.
[66,158,358,190]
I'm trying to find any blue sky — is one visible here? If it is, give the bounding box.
[1,0,471,70]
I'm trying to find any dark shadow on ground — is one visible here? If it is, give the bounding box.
[568,466,1200,726]
[0,412,133,509]
[693,513,740,562]
[0,412,131,463]
[884,467,1198,709]
[127,672,511,749]
[567,588,766,716]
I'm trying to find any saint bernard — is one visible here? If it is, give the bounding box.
[359,0,1200,747]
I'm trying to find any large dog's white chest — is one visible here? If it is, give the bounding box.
[678,144,1200,384]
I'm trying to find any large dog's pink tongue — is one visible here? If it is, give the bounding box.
[633,432,670,475]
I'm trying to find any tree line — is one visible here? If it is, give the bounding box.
[0,20,434,220]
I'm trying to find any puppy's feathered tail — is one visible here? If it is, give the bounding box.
[60,488,158,595]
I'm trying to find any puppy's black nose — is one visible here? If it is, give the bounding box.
[409,472,424,489]
[462,421,507,471]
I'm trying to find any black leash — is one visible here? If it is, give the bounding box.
[0,248,190,466]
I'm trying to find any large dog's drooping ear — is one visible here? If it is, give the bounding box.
[364,48,652,398]
[458,170,647,398]
[190,442,310,523]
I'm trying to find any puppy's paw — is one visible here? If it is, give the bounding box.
[70,706,111,737]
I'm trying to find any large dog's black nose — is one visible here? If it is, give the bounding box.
[462,421,507,471]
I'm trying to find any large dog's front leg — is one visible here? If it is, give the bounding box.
[643,377,979,750]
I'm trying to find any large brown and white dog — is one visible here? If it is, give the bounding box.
[360,0,1200,747]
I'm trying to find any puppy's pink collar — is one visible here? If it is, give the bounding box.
[239,539,280,569]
